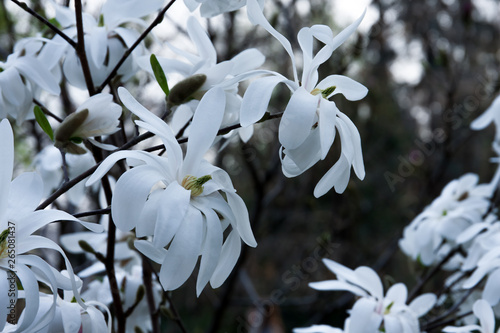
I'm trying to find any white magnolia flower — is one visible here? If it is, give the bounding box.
[86,87,257,295]
[443,299,499,333]
[240,0,368,197]
[399,173,491,267]
[144,16,264,142]
[0,119,103,332]
[297,259,436,333]
[54,93,122,154]
[48,0,164,89]
[0,38,61,123]
[82,265,161,333]
[183,0,264,17]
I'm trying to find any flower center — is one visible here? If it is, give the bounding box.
[181,175,212,197]
[311,86,336,99]
[0,228,9,259]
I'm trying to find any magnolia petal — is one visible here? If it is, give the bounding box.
[247,0,297,82]
[330,9,366,53]
[0,67,26,107]
[442,325,482,332]
[14,263,40,332]
[293,325,343,333]
[8,172,43,219]
[182,87,226,176]
[112,165,164,231]
[353,266,383,299]
[318,101,337,160]
[118,87,182,166]
[337,113,365,179]
[226,192,257,247]
[385,283,408,305]
[308,280,367,297]
[159,208,203,291]
[0,270,9,332]
[279,88,319,150]
[210,230,241,288]
[187,16,217,65]
[0,119,13,223]
[471,96,500,130]
[240,76,285,127]
[15,57,60,95]
[17,210,102,240]
[153,182,191,248]
[313,153,351,197]
[136,189,161,238]
[348,298,382,332]
[317,75,368,101]
[384,315,402,333]
[462,263,497,289]
[230,49,266,76]
[89,27,107,68]
[482,269,500,306]
[409,293,437,317]
[134,240,167,264]
[322,259,361,284]
[196,208,223,296]
[473,299,495,332]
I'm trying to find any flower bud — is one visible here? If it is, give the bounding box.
[167,74,207,106]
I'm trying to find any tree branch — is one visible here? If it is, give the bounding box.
[74,0,95,95]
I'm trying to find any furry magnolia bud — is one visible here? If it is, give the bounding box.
[167,74,207,106]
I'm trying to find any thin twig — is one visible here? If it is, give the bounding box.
[33,99,63,122]
[96,0,178,93]
[10,0,77,49]
[142,255,160,333]
[422,288,475,331]
[73,207,111,218]
[74,0,95,95]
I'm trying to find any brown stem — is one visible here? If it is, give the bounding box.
[74,0,95,95]
[142,256,160,333]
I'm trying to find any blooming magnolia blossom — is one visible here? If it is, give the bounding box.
[0,38,61,123]
[0,119,103,332]
[54,93,122,154]
[399,173,491,267]
[47,0,164,89]
[143,16,264,142]
[294,259,436,333]
[86,87,257,295]
[443,299,499,333]
[239,0,368,197]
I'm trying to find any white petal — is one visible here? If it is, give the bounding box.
[293,325,343,333]
[330,9,366,53]
[187,16,217,65]
[348,298,382,332]
[89,27,107,68]
[226,192,257,247]
[14,57,60,95]
[318,101,337,159]
[182,87,226,176]
[210,229,241,288]
[8,172,43,218]
[473,299,495,332]
[0,270,9,332]
[196,208,223,296]
[159,208,203,291]
[353,266,383,299]
[14,264,40,332]
[152,182,191,248]
[240,76,285,127]
[385,283,408,305]
[230,49,265,75]
[247,0,297,82]
[0,119,13,223]
[317,75,368,101]
[482,269,500,306]
[409,293,436,317]
[118,87,182,167]
[308,280,368,297]
[134,239,166,264]
[337,113,365,179]
[314,153,351,197]
[471,96,500,130]
[279,87,319,150]
[111,165,163,231]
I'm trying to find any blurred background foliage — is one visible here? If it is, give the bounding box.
[1,0,500,332]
